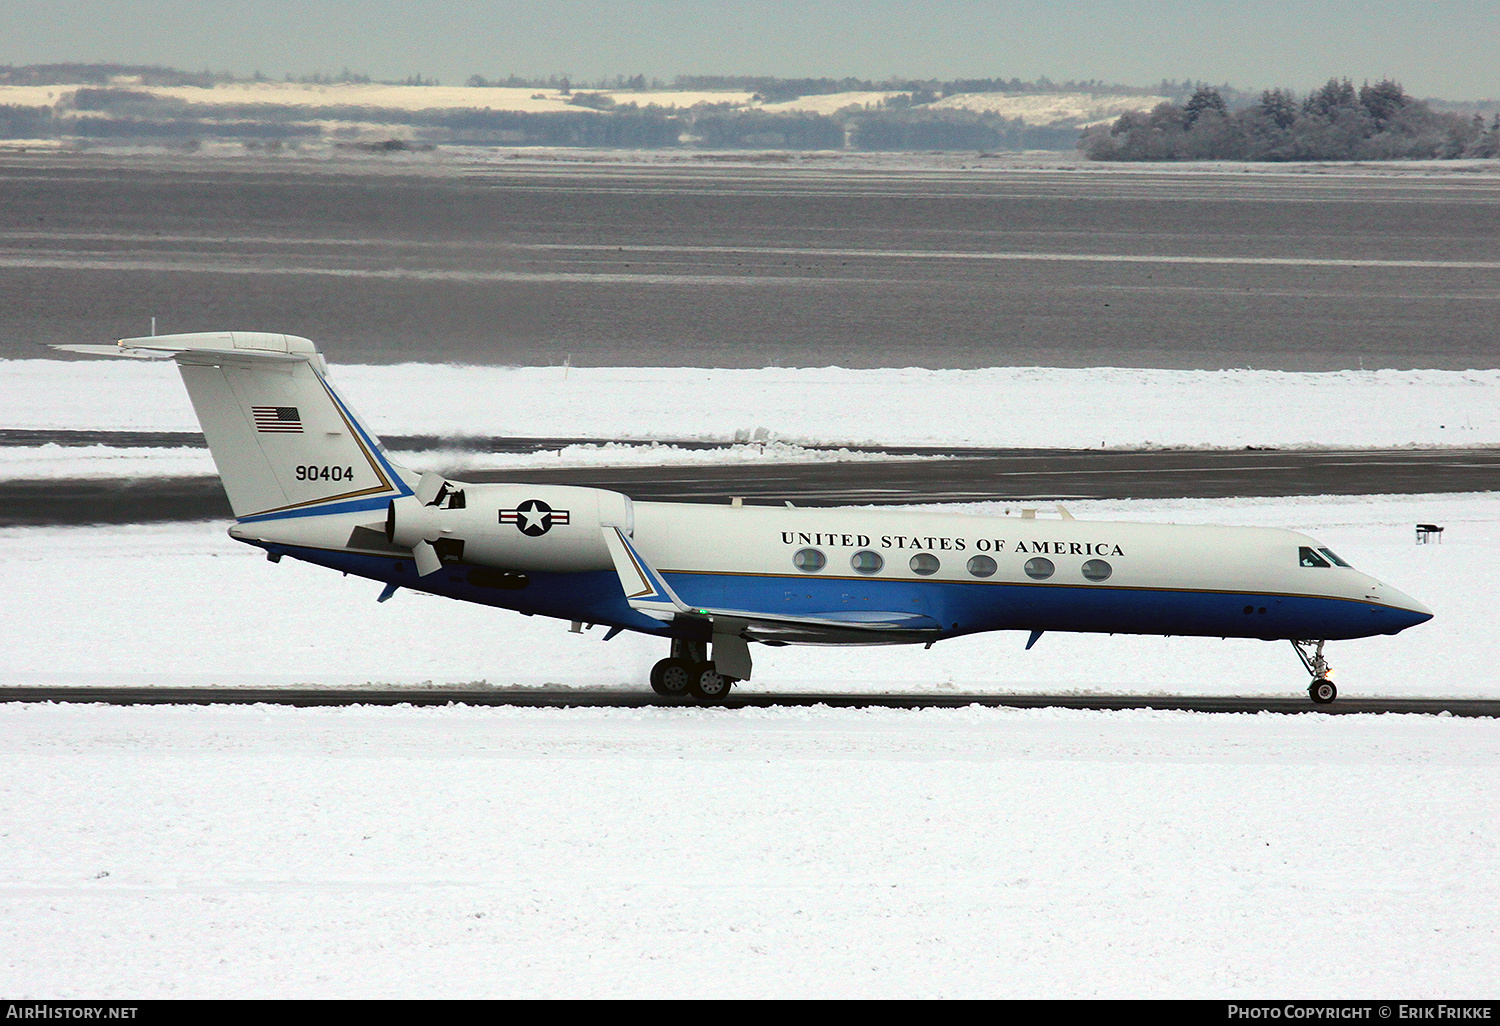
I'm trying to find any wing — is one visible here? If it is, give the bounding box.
[601,525,943,645]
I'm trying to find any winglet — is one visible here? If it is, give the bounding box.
[601,525,691,620]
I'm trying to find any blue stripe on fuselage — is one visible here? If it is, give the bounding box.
[662,570,1427,642]
[247,541,1427,643]
[236,494,402,524]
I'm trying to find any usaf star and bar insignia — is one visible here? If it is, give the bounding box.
[499,499,571,536]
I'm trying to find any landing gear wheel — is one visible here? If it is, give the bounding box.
[1292,641,1338,703]
[688,661,734,702]
[1309,678,1337,705]
[650,658,693,698]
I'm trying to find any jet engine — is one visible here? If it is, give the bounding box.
[386,474,633,575]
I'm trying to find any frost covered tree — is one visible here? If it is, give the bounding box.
[1079,75,1481,162]
[1183,86,1228,127]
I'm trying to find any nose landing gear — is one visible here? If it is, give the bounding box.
[1291,639,1337,704]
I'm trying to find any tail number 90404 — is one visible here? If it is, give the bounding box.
[295,465,355,482]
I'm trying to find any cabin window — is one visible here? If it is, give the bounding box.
[1299,546,1331,568]
[1024,556,1055,580]
[793,548,826,572]
[909,553,940,576]
[1081,559,1112,581]
[1318,547,1352,568]
[966,554,997,578]
[851,550,884,574]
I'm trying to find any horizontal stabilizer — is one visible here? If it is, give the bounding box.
[50,343,168,359]
[53,332,324,370]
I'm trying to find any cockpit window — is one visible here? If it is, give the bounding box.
[1318,547,1352,568]
[1299,546,1331,568]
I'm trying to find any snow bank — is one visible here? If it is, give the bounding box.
[7,360,1498,449]
[925,92,1169,126]
[0,440,933,481]
[1,700,1496,997]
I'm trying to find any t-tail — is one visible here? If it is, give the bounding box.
[56,331,414,521]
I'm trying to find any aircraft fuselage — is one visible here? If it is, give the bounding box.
[232,499,1432,646]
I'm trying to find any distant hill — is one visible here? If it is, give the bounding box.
[0,65,1169,152]
[3,66,1491,158]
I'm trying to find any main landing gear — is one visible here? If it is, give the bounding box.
[1291,639,1337,704]
[649,639,737,702]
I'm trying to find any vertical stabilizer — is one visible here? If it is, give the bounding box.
[124,332,412,521]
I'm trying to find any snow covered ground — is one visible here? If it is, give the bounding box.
[4,358,1498,997]
[8,359,1500,449]
[3,700,1497,998]
[0,81,1154,127]
[0,440,923,481]
[0,82,759,117]
[926,91,1171,126]
[1,494,1496,996]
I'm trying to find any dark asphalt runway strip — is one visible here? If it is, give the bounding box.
[9,155,1498,370]
[3,445,1497,526]
[1,686,1495,716]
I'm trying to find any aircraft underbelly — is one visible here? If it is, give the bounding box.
[662,570,1401,642]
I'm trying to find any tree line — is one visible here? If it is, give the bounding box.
[1082,79,1500,160]
[5,65,1497,158]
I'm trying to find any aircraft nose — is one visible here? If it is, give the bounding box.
[1376,584,1433,633]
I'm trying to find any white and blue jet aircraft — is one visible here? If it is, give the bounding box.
[59,331,1433,703]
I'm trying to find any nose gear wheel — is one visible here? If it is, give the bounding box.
[1291,640,1336,704]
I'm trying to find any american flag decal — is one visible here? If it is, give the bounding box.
[252,406,303,433]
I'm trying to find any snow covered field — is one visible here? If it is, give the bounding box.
[3,700,1497,998]
[0,81,1156,129]
[0,439,921,481]
[8,359,1500,449]
[3,498,1493,996]
[4,358,1498,996]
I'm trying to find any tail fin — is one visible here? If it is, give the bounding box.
[61,332,412,522]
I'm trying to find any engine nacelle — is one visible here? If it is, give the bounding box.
[387,482,634,573]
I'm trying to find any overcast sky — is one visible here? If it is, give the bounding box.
[6,1,1496,99]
